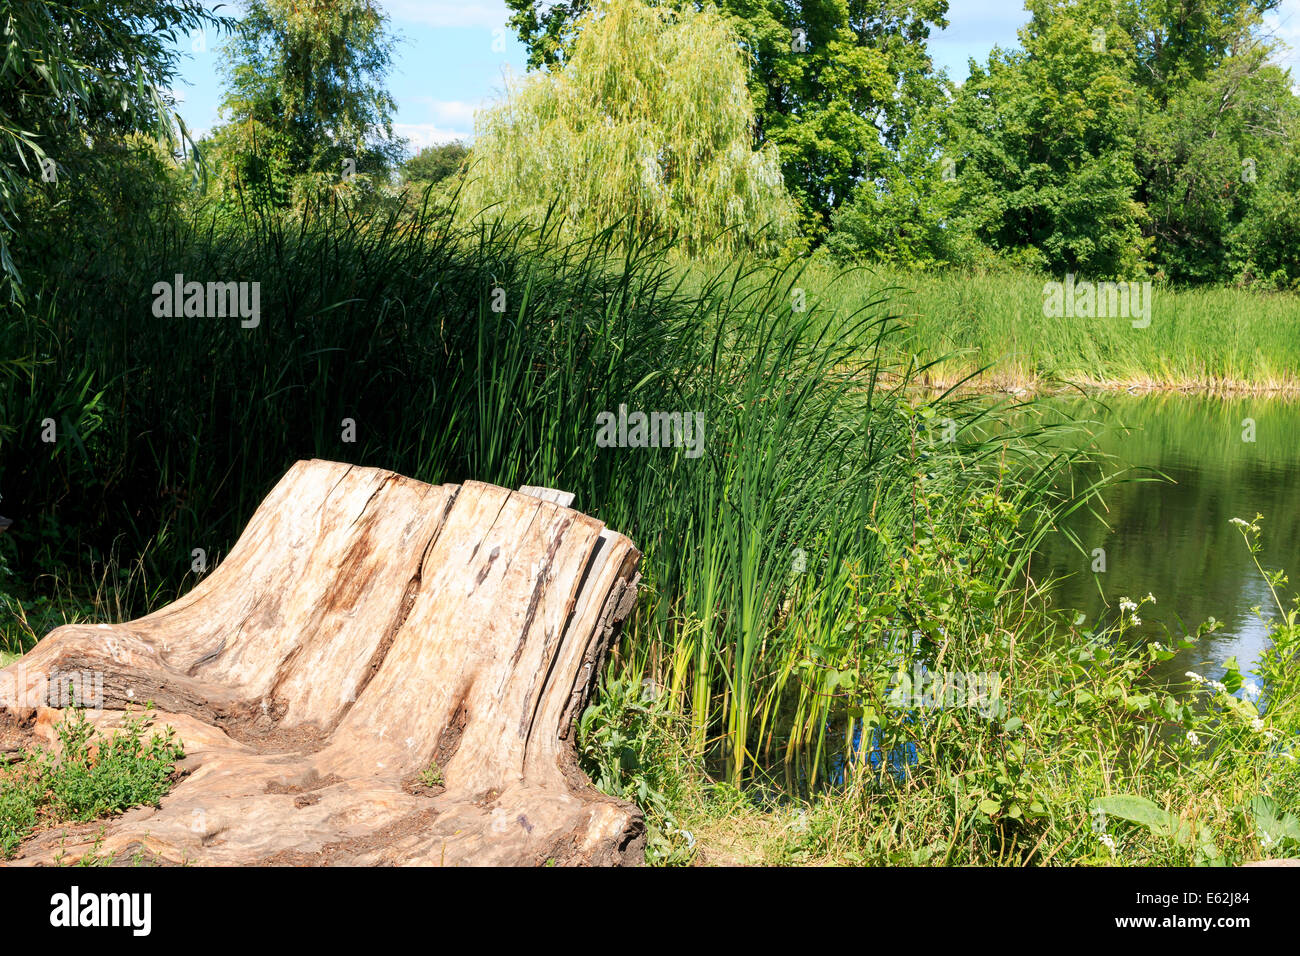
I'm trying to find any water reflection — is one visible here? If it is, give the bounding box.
[1033,393,1300,685]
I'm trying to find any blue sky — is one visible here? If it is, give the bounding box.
[169,0,1300,153]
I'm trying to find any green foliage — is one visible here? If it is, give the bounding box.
[418,761,444,788]
[667,517,1300,866]
[403,142,470,185]
[1226,133,1300,289]
[0,707,184,858]
[505,0,953,239]
[1132,0,1300,284]
[207,0,403,208]
[941,0,1148,276]
[39,708,184,822]
[468,0,795,256]
[829,0,1300,282]
[0,0,229,295]
[826,106,977,269]
[578,674,695,864]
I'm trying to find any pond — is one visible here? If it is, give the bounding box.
[1032,393,1300,688]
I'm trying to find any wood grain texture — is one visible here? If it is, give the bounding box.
[0,460,644,866]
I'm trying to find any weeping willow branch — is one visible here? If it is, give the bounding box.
[463,0,797,257]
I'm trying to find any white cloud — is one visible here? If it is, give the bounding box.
[392,123,472,150]
[381,0,510,30]
[411,99,478,128]
[392,101,482,150]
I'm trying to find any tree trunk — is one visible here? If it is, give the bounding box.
[0,460,645,866]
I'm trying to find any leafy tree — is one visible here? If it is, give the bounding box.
[826,102,976,268]
[404,142,470,184]
[940,0,1150,275]
[915,0,1297,281]
[505,0,952,238]
[1130,0,1298,282]
[209,0,403,207]
[0,0,228,296]
[1226,118,1300,288]
[465,0,795,256]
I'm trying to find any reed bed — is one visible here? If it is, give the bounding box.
[3,195,1297,865]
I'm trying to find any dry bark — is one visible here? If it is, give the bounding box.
[0,460,644,866]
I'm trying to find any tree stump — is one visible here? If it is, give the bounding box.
[0,460,645,865]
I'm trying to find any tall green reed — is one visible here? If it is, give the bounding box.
[1,193,1104,789]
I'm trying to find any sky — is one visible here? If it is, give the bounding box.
[169,0,1300,153]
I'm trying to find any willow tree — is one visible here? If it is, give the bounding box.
[464,0,795,257]
[209,0,402,208]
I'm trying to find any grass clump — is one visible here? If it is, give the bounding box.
[0,707,184,859]
[418,761,444,788]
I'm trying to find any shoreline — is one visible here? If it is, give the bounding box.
[905,372,1300,398]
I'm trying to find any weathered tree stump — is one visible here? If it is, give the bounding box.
[0,460,644,865]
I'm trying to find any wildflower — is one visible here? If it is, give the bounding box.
[1251,717,1264,732]
[1244,681,1260,699]
[1186,671,1205,684]
[1145,593,1156,604]
[1130,615,1141,626]
[1119,598,1138,613]
[1099,833,1117,855]
[1186,731,1201,746]
[1230,517,1251,528]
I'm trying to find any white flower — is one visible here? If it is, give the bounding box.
[1130,615,1141,626]
[1186,731,1201,745]
[1145,593,1157,604]
[1251,717,1264,732]
[1244,681,1260,698]
[1119,598,1138,613]
[1230,517,1251,528]
[1099,833,1117,855]
[1186,671,1205,684]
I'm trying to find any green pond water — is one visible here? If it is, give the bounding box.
[1033,393,1300,689]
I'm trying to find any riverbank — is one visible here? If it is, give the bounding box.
[768,259,1300,393]
[911,374,1300,397]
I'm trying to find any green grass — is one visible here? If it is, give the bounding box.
[0,707,184,859]
[698,257,1300,391]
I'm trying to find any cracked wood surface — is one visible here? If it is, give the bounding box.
[0,460,644,866]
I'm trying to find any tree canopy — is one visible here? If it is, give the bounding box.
[467,0,795,256]
[828,0,1300,284]
[403,142,470,185]
[207,0,403,207]
[0,0,228,295]
[506,0,952,238]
